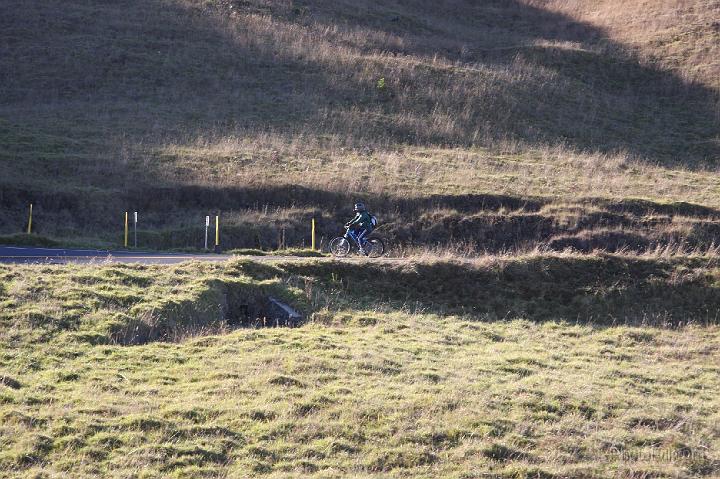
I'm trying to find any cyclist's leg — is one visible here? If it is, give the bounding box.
[357,229,370,255]
[346,228,358,245]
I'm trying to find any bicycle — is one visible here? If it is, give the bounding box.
[329,228,386,258]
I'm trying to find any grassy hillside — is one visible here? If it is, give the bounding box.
[3,5,720,477]
[541,0,720,90]
[1,256,719,477]
[1,0,719,250]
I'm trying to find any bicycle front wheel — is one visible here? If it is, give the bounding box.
[329,237,351,257]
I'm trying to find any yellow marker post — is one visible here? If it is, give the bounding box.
[27,203,33,234]
[311,217,316,251]
[124,212,129,248]
[215,215,220,247]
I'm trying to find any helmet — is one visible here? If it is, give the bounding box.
[354,202,366,212]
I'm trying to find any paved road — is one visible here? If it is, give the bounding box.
[0,246,274,264]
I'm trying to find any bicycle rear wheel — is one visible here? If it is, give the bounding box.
[366,237,385,258]
[329,237,351,257]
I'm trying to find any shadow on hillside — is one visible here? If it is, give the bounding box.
[5,179,720,252]
[1,0,717,186]
[298,0,719,165]
[284,255,720,326]
[7,180,719,223]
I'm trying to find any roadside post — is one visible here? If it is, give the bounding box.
[214,215,220,253]
[204,216,210,250]
[133,212,138,248]
[311,217,316,251]
[27,203,33,234]
[124,212,129,248]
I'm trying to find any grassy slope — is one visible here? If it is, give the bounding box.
[2,5,719,478]
[1,0,719,249]
[542,0,720,90]
[1,257,719,478]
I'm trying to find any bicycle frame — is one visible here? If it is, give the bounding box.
[331,229,384,258]
[344,228,368,249]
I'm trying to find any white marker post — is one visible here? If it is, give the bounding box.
[133,212,138,248]
[204,215,210,250]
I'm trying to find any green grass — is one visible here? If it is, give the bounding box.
[2,1,720,474]
[0,234,60,248]
[228,248,327,258]
[1,256,719,477]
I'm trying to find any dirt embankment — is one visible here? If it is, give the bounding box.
[2,185,719,253]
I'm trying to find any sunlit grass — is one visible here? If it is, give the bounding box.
[0,257,719,477]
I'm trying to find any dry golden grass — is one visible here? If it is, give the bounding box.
[540,0,720,89]
[157,138,720,207]
[1,0,718,249]
[2,5,720,477]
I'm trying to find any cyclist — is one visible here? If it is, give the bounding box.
[345,202,375,255]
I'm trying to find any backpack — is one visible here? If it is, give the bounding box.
[370,214,379,227]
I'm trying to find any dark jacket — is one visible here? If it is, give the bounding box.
[347,211,373,230]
